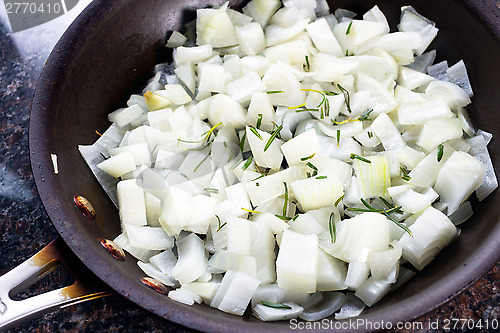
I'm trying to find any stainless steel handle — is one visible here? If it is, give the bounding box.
[0,238,112,331]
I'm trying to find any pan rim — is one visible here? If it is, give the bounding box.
[29,0,500,331]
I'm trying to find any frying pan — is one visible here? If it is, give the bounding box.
[1,0,499,331]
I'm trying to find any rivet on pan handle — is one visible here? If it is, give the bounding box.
[0,237,112,331]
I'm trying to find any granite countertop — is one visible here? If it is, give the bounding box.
[0,1,498,332]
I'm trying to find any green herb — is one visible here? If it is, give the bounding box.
[251,174,265,181]
[306,161,318,177]
[229,159,243,170]
[242,157,253,170]
[301,153,316,161]
[304,55,310,72]
[346,21,353,35]
[202,122,222,142]
[204,188,219,194]
[334,194,345,207]
[261,301,292,309]
[437,144,444,162]
[367,131,373,139]
[350,153,371,164]
[345,49,349,56]
[337,129,341,147]
[216,215,227,232]
[264,125,283,151]
[241,207,261,214]
[193,153,210,173]
[275,214,292,221]
[329,212,336,243]
[283,182,289,216]
[267,90,284,94]
[316,175,327,179]
[295,108,320,113]
[337,84,352,114]
[249,126,263,140]
[358,109,374,121]
[347,199,412,236]
[239,131,247,154]
[400,166,411,182]
[256,114,263,129]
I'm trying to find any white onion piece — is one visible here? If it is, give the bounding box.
[253,302,303,321]
[335,293,366,320]
[149,249,177,275]
[448,201,473,225]
[78,145,119,207]
[138,261,175,286]
[168,289,202,305]
[434,151,486,214]
[211,270,261,316]
[299,292,346,321]
[113,233,159,262]
[354,276,392,307]
[124,224,174,250]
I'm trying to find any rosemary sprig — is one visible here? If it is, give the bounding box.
[337,84,352,114]
[249,126,263,140]
[329,212,336,243]
[261,301,292,309]
[264,125,283,151]
[350,154,371,164]
[267,90,284,94]
[346,21,353,35]
[367,131,373,139]
[347,199,412,236]
[256,114,263,129]
[283,182,289,216]
[437,144,444,162]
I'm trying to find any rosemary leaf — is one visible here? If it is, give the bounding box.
[305,55,310,72]
[249,126,263,140]
[216,222,227,232]
[275,214,292,221]
[350,153,371,164]
[261,301,292,309]
[256,113,263,129]
[437,144,444,162]
[295,108,320,112]
[334,194,345,207]
[239,131,247,154]
[346,21,353,35]
[300,153,316,161]
[329,212,336,243]
[267,90,284,94]
[283,182,288,216]
[241,207,261,214]
[337,84,352,114]
[264,125,283,151]
[242,157,253,170]
[193,153,210,173]
[336,129,341,147]
[316,175,327,179]
[204,188,219,194]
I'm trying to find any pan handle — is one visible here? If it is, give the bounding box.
[0,237,112,331]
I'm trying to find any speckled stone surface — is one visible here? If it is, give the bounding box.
[0,1,498,332]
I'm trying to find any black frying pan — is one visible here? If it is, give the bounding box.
[1,0,499,331]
